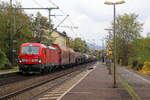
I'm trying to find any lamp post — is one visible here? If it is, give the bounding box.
[105,28,113,44]
[104,0,125,88]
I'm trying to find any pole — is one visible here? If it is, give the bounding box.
[102,39,105,49]
[113,4,117,88]
[104,0,125,88]
[9,0,13,65]
[10,0,12,7]
[12,8,16,65]
[10,0,16,65]
[49,9,52,33]
[48,7,59,34]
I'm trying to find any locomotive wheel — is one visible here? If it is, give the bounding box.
[61,66,65,69]
[48,67,52,73]
[22,71,29,76]
[40,69,45,74]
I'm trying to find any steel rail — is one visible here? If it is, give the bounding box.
[30,68,86,100]
[0,66,86,100]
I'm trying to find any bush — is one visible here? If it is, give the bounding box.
[132,60,138,67]
[128,57,143,70]
[137,63,143,70]
[0,49,11,69]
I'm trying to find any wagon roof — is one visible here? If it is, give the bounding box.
[21,43,46,48]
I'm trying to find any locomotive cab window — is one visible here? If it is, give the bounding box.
[22,46,40,54]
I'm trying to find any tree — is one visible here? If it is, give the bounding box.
[108,13,143,65]
[0,49,10,69]
[70,38,89,53]
[0,1,33,67]
[32,12,53,44]
[129,38,150,70]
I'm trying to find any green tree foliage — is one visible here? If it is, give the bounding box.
[33,12,50,30]
[70,38,89,53]
[0,2,33,68]
[0,49,10,69]
[32,12,53,44]
[0,1,55,69]
[129,38,150,70]
[108,13,143,65]
[116,13,142,41]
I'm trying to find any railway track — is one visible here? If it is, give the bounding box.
[0,74,38,86]
[0,62,95,100]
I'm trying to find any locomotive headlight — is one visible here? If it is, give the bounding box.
[38,59,41,63]
[20,59,28,62]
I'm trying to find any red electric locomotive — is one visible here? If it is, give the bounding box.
[19,43,59,74]
[19,43,77,74]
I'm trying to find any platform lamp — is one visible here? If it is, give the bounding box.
[104,0,125,88]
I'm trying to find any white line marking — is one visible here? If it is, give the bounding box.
[57,66,96,100]
[47,92,64,94]
[38,97,51,100]
[124,68,150,84]
[44,94,61,97]
[39,97,59,100]
[69,92,93,94]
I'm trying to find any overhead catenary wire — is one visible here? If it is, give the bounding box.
[47,0,58,8]
[46,0,79,38]
[54,14,77,35]
[54,15,69,29]
[33,0,44,7]
[52,16,76,38]
[46,0,76,28]
[53,16,65,27]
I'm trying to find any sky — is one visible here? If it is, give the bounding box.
[1,0,150,47]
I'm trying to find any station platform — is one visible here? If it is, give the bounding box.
[0,71,17,75]
[60,63,132,100]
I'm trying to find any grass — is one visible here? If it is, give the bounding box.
[0,66,19,73]
[118,75,141,100]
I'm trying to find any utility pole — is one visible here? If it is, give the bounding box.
[9,0,13,65]
[0,0,58,65]
[12,1,16,65]
[48,9,52,33]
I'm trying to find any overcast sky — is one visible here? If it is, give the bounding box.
[1,0,150,46]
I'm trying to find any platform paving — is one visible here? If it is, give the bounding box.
[118,66,150,100]
[60,63,132,100]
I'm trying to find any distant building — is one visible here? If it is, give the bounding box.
[51,30,69,47]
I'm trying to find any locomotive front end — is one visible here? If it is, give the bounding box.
[18,43,44,74]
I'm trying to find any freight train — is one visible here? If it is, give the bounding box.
[18,42,96,74]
